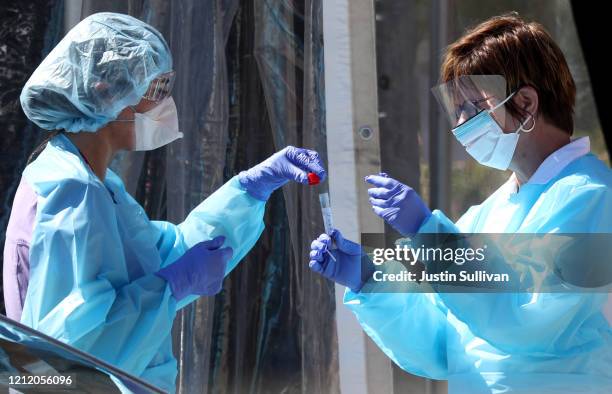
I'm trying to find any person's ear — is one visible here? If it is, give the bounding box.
[513,86,538,119]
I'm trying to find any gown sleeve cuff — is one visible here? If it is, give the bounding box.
[417,209,458,234]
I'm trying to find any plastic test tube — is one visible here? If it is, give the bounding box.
[318,193,337,262]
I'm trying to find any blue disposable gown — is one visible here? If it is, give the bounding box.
[20,134,266,392]
[345,153,612,393]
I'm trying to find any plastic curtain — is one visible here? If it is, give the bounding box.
[0,0,64,315]
[206,1,338,393]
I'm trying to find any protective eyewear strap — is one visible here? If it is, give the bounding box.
[144,72,174,101]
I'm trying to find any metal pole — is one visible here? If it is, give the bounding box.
[428,0,451,212]
[322,0,393,393]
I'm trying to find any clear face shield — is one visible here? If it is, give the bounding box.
[430,75,528,171]
[431,75,510,129]
[142,70,176,102]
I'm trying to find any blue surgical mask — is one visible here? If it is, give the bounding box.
[452,92,534,170]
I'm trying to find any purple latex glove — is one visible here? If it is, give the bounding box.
[156,236,233,302]
[309,229,374,292]
[238,146,327,201]
[366,173,431,236]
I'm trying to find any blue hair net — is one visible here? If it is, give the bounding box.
[20,12,172,132]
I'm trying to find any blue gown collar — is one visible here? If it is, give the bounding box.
[50,133,120,203]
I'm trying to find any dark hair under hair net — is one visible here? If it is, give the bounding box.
[20,12,173,132]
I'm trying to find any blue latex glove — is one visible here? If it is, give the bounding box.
[309,229,374,292]
[238,146,327,201]
[156,236,233,301]
[366,173,431,236]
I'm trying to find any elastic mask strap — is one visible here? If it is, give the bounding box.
[111,106,137,123]
[489,91,516,113]
[489,91,536,134]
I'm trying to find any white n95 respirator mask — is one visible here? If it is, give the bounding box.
[130,97,183,151]
[451,92,534,171]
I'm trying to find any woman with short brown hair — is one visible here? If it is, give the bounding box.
[309,13,611,394]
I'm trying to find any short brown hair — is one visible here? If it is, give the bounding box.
[440,13,576,134]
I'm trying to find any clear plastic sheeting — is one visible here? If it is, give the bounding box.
[250,1,339,392]
[0,1,65,315]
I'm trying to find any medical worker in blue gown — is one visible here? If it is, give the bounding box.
[309,14,612,394]
[3,13,325,393]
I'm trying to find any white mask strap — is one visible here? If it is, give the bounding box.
[490,91,536,133]
[112,106,138,123]
[489,91,516,113]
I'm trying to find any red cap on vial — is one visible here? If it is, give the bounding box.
[307,172,320,185]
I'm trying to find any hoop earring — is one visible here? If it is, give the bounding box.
[519,114,535,133]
